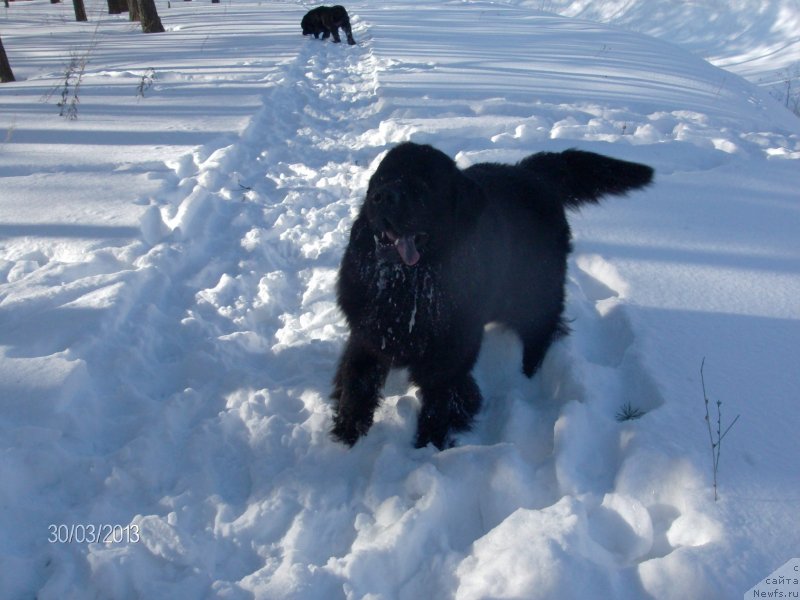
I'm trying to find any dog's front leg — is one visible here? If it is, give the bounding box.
[410,324,483,449]
[331,338,389,446]
[342,22,356,45]
[412,372,482,450]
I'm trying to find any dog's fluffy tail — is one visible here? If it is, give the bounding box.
[519,149,654,208]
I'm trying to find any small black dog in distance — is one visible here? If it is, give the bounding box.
[301,5,356,45]
[331,142,654,450]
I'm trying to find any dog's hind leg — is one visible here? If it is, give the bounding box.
[519,318,568,377]
[331,338,390,446]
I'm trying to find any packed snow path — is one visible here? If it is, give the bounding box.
[1,1,799,598]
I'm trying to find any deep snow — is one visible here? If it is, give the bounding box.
[1,0,799,598]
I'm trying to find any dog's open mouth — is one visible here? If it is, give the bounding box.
[376,230,429,266]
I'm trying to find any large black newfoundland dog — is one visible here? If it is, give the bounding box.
[332,142,653,449]
[301,5,356,45]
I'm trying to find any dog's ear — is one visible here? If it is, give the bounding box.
[452,173,486,228]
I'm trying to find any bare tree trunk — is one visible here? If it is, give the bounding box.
[73,0,88,21]
[138,0,165,33]
[107,0,128,13]
[0,35,15,83]
[128,0,140,21]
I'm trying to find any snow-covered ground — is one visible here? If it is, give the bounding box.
[1,0,799,597]
[544,0,800,86]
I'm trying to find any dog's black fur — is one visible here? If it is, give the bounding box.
[301,5,356,45]
[332,142,653,449]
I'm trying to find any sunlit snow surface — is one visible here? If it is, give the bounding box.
[1,0,799,598]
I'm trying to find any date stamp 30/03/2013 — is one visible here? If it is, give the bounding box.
[48,523,140,544]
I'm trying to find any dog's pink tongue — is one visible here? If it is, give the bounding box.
[395,236,420,266]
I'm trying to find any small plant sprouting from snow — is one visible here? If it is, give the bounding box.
[700,357,741,501]
[137,68,157,101]
[43,53,88,120]
[769,63,800,117]
[616,402,646,422]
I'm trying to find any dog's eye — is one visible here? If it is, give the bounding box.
[373,190,392,204]
[370,188,403,206]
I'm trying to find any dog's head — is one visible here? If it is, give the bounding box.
[330,5,350,24]
[301,13,314,35]
[363,143,484,266]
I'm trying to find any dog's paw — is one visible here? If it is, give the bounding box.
[414,418,453,451]
[331,415,371,447]
[414,431,450,451]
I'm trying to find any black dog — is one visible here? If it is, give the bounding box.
[332,142,653,449]
[301,5,356,45]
